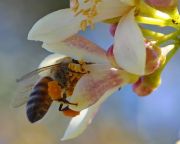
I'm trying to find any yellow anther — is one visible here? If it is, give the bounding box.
[80,20,88,31]
[71,0,102,31]
[70,0,79,12]
[75,9,84,16]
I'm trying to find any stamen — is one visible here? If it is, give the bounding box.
[70,0,79,12]
[70,0,102,31]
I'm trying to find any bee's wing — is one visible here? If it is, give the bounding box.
[11,74,39,108]
[11,63,61,108]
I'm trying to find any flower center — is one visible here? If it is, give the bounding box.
[70,0,101,31]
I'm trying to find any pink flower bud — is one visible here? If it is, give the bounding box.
[132,75,161,96]
[106,45,121,68]
[145,0,178,11]
[109,24,118,37]
[145,42,162,75]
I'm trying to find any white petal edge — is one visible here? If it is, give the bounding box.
[114,8,146,75]
[42,34,109,64]
[28,1,131,43]
[61,86,120,141]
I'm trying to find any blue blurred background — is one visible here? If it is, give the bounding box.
[0,0,180,144]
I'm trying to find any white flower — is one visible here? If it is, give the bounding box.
[27,0,147,140]
[38,36,138,140]
[28,0,146,75]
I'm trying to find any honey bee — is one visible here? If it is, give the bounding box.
[12,57,91,123]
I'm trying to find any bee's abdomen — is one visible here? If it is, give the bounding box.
[26,77,53,123]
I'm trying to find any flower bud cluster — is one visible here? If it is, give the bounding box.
[108,25,168,96]
[132,41,167,96]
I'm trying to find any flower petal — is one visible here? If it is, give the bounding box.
[28,9,84,43]
[28,1,132,43]
[68,64,133,111]
[94,0,132,22]
[114,9,146,75]
[62,71,124,140]
[42,34,109,64]
[61,108,95,141]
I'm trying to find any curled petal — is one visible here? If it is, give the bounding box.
[114,9,146,75]
[42,34,109,64]
[69,64,135,111]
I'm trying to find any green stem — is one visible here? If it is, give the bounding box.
[136,16,170,27]
[136,16,180,29]
[141,28,165,40]
[156,31,179,45]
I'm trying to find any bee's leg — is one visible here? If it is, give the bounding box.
[62,92,66,99]
[59,103,69,111]
[59,93,78,106]
[59,103,63,111]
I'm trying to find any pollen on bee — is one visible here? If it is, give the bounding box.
[68,60,89,74]
[63,108,80,117]
[48,81,61,100]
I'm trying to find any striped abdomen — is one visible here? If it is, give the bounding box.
[26,77,53,123]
